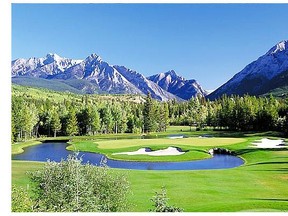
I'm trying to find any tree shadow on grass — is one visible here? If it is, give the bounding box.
[211,130,285,138]
[248,168,288,173]
[246,161,288,167]
[235,148,262,155]
[236,148,288,156]
[249,198,288,202]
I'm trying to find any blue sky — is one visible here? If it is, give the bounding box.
[12,3,288,90]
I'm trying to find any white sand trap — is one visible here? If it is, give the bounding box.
[199,134,214,138]
[113,147,185,156]
[168,136,184,139]
[252,138,286,148]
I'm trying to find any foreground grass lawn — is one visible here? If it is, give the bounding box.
[12,132,288,212]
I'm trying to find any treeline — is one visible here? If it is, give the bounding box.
[11,86,288,142]
[11,92,169,142]
[170,94,288,133]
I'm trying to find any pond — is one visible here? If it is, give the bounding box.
[12,141,244,171]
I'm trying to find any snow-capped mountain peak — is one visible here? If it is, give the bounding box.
[147,70,207,100]
[86,53,102,62]
[44,53,63,64]
[208,39,288,100]
[46,53,61,59]
[270,40,287,54]
[11,53,206,101]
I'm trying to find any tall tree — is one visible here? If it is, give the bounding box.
[100,105,113,134]
[51,108,62,137]
[111,103,122,134]
[21,103,38,141]
[91,106,101,135]
[66,108,79,136]
[77,106,92,135]
[143,92,155,133]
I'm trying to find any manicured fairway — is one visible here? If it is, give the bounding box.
[94,137,246,149]
[11,132,288,212]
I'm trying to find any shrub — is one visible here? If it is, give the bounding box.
[11,185,34,212]
[150,186,183,212]
[29,153,130,212]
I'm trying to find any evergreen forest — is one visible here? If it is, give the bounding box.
[11,84,288,143]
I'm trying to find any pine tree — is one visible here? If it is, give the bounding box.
[163,103,170,131]
[66,108,79,136]
[143,92,155,133]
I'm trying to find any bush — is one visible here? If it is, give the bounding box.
[11,185,34,212]
[29,153,130,212]
[150,186,183,212]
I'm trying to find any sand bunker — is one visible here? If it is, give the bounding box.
[199,134,214,138]
[113,147,185,156]
[251,138,286,148]
[168,135,184,139]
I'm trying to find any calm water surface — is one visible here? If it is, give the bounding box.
[12,142,244,170]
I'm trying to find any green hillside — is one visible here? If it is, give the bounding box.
[12,84,145,104]
[261,70,288,98]
[12,77,84,94]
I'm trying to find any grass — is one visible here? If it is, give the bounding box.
[11,136,70,155]
[66,136,246,162]
[12,84,145,104]
[11,128,288,212]
[94,137,245,149]
[12,140,42,155]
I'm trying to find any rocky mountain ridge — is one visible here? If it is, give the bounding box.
[12,53,206,101]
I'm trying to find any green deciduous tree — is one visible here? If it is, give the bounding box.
[29,154,130,212]
[100,105,114,134]
[91,106,101,135]
[22,103,39,141]
[51,108,62,137]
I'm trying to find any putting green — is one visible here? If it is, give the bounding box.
[95,137,246,149]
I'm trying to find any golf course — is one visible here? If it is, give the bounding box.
[12,126,288,212]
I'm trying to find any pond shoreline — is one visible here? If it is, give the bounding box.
[12,141,245,171]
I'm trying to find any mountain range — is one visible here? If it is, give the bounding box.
[11,40,288,100]
[208,40,288,100]
[12,53,206,101]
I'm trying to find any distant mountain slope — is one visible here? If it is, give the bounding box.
[114,66,180,101]
[208,40,288,100]
[12,53,184,101]
[260,70,288,93]
[52,54,143,95]
[148,70,207,100]
[11,53,208,101]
